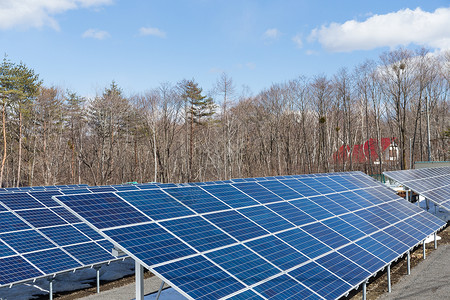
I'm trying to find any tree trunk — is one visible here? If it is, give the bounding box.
[0,104,7,187]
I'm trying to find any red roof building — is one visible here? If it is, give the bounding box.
[332,138,398,165]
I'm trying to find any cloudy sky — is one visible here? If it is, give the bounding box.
[1,0,449,97]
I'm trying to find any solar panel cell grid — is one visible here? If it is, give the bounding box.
[118,189,194,221]
[205,244,279,285]
[203,210,269,242]
[24,248,81,274]
[161,216,236,252]
[165,187,231,214]
[16,208,67,228]
[201,185,258,208]
[253,274,320,300]
[289,261,351,299]
[232,182,283,204]
[0,256,43,286]
[0,230,56,253]
[154,255,245,300]
[104,223,196,265]
[245,235,309,271]
[0,212,31,233]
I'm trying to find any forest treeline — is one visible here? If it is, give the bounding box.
[0,47,449,187]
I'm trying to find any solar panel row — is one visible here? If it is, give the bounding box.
[384,167,450,211]
[0,189,120,287]
[55,172,445,300]
[0,181,180,287]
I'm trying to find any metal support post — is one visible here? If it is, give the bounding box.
[405,189,409,202]
[95,266,101,293]
[49,278,54,300]
[362,281,367,300]
[407,251,410,275]
[136,260,144,300]
[423,241,426,259]
[387,264,391,293]
[156,280,165,300]
[434,232,437,249]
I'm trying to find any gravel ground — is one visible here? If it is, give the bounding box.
[380,243,450,300]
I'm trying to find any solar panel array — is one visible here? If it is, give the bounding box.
[384,167,450,211]
[0,181,181,288]
[0,184,88,193]
[55,172,445,300]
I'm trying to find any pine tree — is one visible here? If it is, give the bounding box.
[180,79,216,181]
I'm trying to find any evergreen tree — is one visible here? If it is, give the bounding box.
[180,79,216,181]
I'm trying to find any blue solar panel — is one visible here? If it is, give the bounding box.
[161,216,236,252]
[201,184,258,208]
[0,240,15,258]
[266,202,316,226]
[165,187,230,214]
[0,212,31,233]
[118,189,194,220]
[203,210,269,241]
[321,217,365,241]
[329,175,361,190]
[0,230,55,253]
[16,208,67,228]
[337,243,385,274]
[0,186,127,288]
[73,223,105,240]
[298,178,336,194]
[302,222,350,249]
[238,206,294,233]
[205,244,279,285]
[24,248,81,274]
[0,193,44,210]
[258,181,302,200]
[308,195,349,215]
[253,274,320,300]
[276,228,332,259]
[104,223,196,265]
[245,235,309,270]
[55,193,149,229]
[51,207,83,223]
[290,198,333,220]
[227,289,263,300]
[232,182,283,204]
[316,251,370,287]
[0,256,43,285]
[289,261,351,299]
[154,255,245,300]
[40,225,91,246]
[278,179,320,197]
[29,191,62,207]
[63,242,115,265]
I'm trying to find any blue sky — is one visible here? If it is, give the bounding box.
[1,0,449,98]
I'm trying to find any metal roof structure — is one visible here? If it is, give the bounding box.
[54,172,445,300]
[384,166,450,211]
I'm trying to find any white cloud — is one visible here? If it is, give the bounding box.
[0,0,113,30]
[292,34,303,48]
[82,28,110,39]
[310,7,450,52]
[263,28,281,40]
[139,27,166,38]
